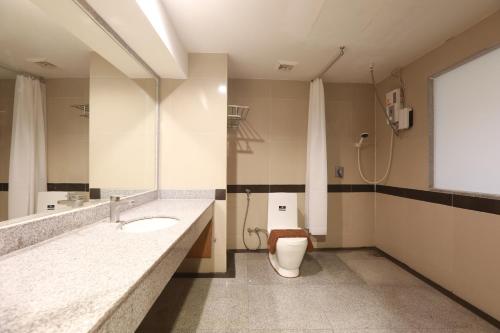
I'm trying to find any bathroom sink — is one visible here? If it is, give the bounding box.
[120,217,178,233]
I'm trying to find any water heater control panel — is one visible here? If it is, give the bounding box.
[385,88,413,130]
[386,88,402,122]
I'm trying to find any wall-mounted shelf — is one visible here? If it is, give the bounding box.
[227,105,249,128]
[71,104,89,118]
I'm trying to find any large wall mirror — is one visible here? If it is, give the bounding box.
[0,0,158,223]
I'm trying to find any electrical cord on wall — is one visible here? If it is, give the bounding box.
[370,65,399,136]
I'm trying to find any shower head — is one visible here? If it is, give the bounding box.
[356,132,369,148]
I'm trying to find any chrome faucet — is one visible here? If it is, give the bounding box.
[109,196,135,223]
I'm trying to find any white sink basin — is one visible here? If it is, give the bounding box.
[120,217,178,233]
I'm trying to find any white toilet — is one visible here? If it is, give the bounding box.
[267,193,308,278]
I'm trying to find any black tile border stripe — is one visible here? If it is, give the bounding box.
[350,184,376,192]
[227,185,270,193]
[228,184,374,194]
[270,184,305,193]
[47,183,89,192]
[327,184,351,192]
[215,189,226,200]
[377,185,500,215]
[329,184,375,192]
[452,194,500,215]
[89,188,101,200]
[4,182,499,215]
[227,183,500,215]
[377,185,452,206]
[1,183,90,192]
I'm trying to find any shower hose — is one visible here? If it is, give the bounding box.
[357,129,394,184]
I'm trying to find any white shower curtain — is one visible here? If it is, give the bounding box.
[8,75,47,219]
[305,78,328,235]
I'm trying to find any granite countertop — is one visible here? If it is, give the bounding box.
[0,199,214,333]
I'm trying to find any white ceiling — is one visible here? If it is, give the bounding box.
[0,0,91,78]
[162,0,500,82]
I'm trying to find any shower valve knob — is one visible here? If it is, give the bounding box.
[335,166,344,178]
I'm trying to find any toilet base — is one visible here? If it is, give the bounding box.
[268,252,300,278]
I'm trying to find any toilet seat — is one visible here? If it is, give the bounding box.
[279,237,308,245]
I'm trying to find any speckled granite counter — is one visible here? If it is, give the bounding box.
[0,199,214,333]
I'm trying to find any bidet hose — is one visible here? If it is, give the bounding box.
[242,190,262,250]
[357,129,394,185]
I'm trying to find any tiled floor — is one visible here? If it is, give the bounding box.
[137,249,499,333]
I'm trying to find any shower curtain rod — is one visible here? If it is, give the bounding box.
[312,46,345,81]
[0,63,43,80]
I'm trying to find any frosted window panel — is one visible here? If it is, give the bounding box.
[433,46,500,195]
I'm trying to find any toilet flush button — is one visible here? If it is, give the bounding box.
[279,205,286,211]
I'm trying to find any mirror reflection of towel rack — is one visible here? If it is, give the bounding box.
[71,104,89,118]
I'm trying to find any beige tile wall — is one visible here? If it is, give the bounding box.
[0,79,14,220]
[161,54,228,273]
[374,10,500,320]
[46,79,89,183]
[89,53,156,190]
[227,79,375,249]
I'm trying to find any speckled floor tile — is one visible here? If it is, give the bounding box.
[248,285,332,330]
[189,329,335,333]
[411,326,500,333]
[246,252,360,286]
[308,251,366,284]
[168,329,247,333]
[374,286,499,331]
[137,250,498,333]
[341,258,425,287]
[233,252,249,281]
[137,278,248,332]
[280,330,334,333]
[336,248,383,261]
[318,284,413,330]
[335,328,420,333]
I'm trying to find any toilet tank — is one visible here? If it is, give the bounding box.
[267,192,298,232]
